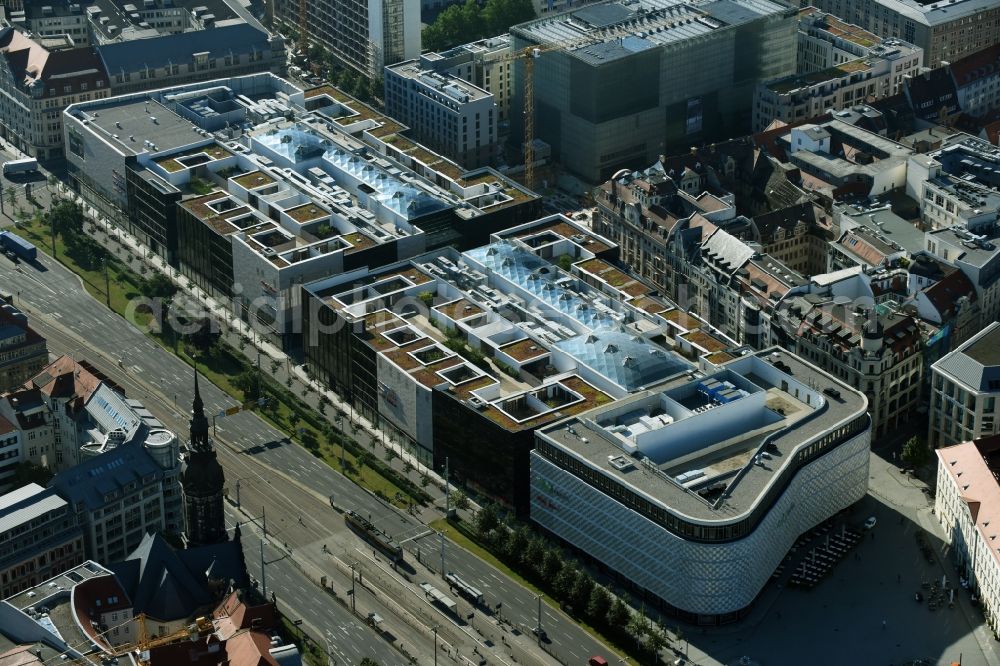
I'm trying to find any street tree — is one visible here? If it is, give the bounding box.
[5,186,17,215]
[606,597,630,629]
[540,547,563,582]
[450,489,470,512]
[570,571,595,610]
[586,585,611,622]
[524,536,546,576]
[553,564,579,603]
[233,369,260,401]
[626,611,649,649]
[902,435,931,469]
[646,623,668,657]
[473,502,500,537]
[47,200,85,241]
[142,272,177,299]
[504,524,530,563]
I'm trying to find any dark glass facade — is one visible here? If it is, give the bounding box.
[125,159,182,266]
[432,391,536,516]
[176,206,235,299]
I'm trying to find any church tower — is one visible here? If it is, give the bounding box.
[181,371,227,546]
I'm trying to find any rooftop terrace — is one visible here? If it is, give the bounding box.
[538,348,868,523]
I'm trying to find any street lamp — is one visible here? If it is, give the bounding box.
[335,415,344,470]
[349,562,357,613]
[535,594,542,646]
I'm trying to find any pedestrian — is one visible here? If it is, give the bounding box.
[882,619,887,630]
[897,573,901,584]
[871,531,875,540]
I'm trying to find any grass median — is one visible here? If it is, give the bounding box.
[16,211,425,509]
[431,517,640,664]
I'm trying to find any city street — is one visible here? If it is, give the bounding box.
[0,212,614,664]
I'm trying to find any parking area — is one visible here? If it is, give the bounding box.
[681,452,996,666]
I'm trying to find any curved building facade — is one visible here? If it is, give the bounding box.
[530,349,871,622]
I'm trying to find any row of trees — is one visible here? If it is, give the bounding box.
[472,505,676,662]
[423,0,536,52]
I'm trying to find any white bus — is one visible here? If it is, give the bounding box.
[3,158,38,176]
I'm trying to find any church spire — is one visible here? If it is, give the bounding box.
[189,368,211,452]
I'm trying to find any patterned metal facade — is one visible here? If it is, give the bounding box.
[530,428,871,618]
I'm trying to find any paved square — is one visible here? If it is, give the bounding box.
[675,453,996,666]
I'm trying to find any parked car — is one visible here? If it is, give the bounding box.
[588,658,608,666]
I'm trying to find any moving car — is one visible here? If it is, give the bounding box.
[864,516,877,529]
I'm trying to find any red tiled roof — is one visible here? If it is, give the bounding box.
[72,574,132,650]
[950,43,1000,87]
[0,414,14,436]
[922,268,977,318]
[27,355,103,402]
[212,591,277,640]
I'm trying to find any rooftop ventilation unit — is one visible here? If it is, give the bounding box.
[608,455,634,471]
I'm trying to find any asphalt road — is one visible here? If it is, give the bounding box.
[229,513,405,666]
[0,227,614,665]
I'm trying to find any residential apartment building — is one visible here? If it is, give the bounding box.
[418,36,513,124]
[796,7,890,73]
[950,43,1000,118]
[753,40,922,132]
[0,28,109,160]
[531,348,871,622]
[64,74,540,347]
[510,0,798,183]
[99,24,285,96]
[0,416,19,491]
[273,0,419,77]
[925,227,1000,325]
[773,278,923,439]
[928,323,1000,449]
[7,0,269,47]
[0,483,84,599]
[0,388,55,469]
[907,135,1000,232]
[935,436,1000,639]
[0,1,282,162]
[803,0,1000,66]
[49,437,182,564]
[384,60,498,168]
[0,299,48,394]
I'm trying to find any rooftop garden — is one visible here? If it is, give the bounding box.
[631,296,669,314]
[233,170,276,189]
[286,203,329,223]
[435,299,485,320]
[499,339,548,362]
[770,58,873,93]
[663,309,700,329]
[378,266,434,286]
[343,232,377,253]
[682,330,729,353]
[155,144,232,172]
[304,85,349,103]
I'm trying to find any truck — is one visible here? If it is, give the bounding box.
[0,231,36,261]
[2,158,38,176]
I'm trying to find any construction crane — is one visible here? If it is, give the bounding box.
[107,613,213,664]
[297,0,309,52]
[498,38,598,191]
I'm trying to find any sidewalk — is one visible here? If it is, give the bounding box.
[76,197,453,502]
